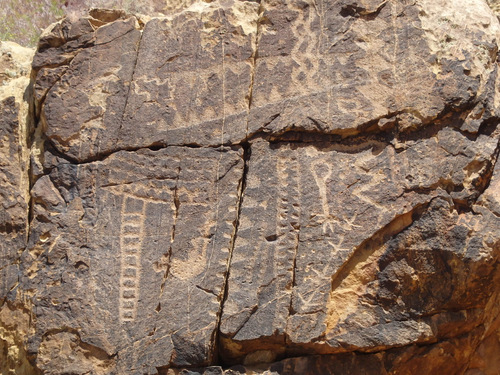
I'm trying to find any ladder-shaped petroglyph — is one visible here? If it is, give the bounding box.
[119,194,147,322]
[276,156,301,256]
[102,174,178,323]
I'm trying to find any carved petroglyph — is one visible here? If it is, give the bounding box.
[276,156,301,277]
[311,159,336,235]
[119,194,147,322]
[169,158,219,281]
[277,155,301,336]
[310,158,360,248]
[277,157,301,234]
[326,235,349,257]
[102,179,178,324]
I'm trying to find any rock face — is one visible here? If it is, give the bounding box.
[0,40,36,375]
[1,0,500,374]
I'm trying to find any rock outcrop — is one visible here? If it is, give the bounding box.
[1,0,500,374]
[0,40,36,375]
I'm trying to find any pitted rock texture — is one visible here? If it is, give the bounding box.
[1,0,500,374]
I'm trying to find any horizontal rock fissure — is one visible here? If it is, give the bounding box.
[40,139,244,167]
[37,111,498,170]
[194,320,487,373]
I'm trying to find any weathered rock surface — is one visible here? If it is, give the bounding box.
[0,41,33,297]
[221,132,500,362]
[27,146,243,374]
[1,0,500,374]
[0,41,36,375]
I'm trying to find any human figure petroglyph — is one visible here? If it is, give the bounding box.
[311,159,338,235]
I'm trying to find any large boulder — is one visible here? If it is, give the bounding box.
[1,0,499,373]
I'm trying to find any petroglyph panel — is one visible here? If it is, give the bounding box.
[13,1,500,373]
[26,146,244,372]
[221,128,499,361]
[220,142,301,361]
[121,1,258,148]
[40,17,143,162]
[247,0,488,135]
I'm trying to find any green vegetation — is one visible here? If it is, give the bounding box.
[1,0,499,48]
[0,0,65,47]
[0,0,169,47]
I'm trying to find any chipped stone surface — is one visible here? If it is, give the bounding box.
[1,0,500,374]
[247,0,499,137]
